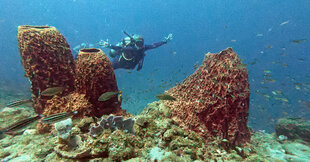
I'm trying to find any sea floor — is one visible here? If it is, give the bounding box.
[0,99,310,161]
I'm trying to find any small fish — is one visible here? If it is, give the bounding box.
[272,91,277,95]
[156,93,176,101]
[118,94,123,102]
[41,111,77,124]
[98,90,122,101]
[275,90,282,95]
[266,45,273,49]
[264,70,272,73]
[2,115,43,135]
[231,40,237,42]
[281,98,289,102]
[41,87,64,96]
[256,91,263,95]
[264,94,270,99]
[172,51,177,55]
[193,64,199,70]
[282,64,288,67]
[6,99,32,107]
[280,20,289,26]
[265,79,276,83]
[295,83,302,86]
[256,33,263,37]
[274,97,282,100]
[298,58,305,62]
[291,39,306,44]
[272,61,281,64]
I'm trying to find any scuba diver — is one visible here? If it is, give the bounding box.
[99,31,173,71]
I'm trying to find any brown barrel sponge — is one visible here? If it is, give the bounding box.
[75,48,121,117]
[164,48,250,145]
[17,25,75,114]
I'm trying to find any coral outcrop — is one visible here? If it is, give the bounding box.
[89,115,135,137]
[275,117,310,142]
[75,48,121,117]
[54,118,73,140]
[164,48,250,145]
[3,97,298,161]
[17,25,75,114]
[43,92,92,117]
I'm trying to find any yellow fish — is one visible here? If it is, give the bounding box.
[156,93,176,101]
[264,70,272,73]
[281,98,289,102]
[118,94,123,102]
[41,87,64,96]
[291,39,306,44]
[280,20,289,26]
[98,90,122,101]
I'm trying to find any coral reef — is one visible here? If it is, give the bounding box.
[42,92,93,117]
[89,115,135,137]
[75,117,94,133]
[249,130,310,161]
[275,117,310,142]
[75,48,121,117]
[164,47,250,145]
[54,130,140,160]
[17,25,75,114]
[36,122,53,134]
[54,118,73,140]
[2,98,309,161]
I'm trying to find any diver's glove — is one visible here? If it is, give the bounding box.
[98,39,111,48]
[164,33,173,43]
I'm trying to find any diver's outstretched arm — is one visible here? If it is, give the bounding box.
[145,33,173,51]
[145,41,167,50]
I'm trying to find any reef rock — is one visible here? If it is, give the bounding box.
[164,47,250,145]
[43,92,93,117]
[275,117,310,142]
[55,118,73,140]
[90,115,135,137]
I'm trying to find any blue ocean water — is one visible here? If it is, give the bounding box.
[0,0,309,132]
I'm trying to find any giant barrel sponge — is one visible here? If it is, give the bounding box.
[17,25,75,114]
[164,48,251,145]
[75,48,121,117]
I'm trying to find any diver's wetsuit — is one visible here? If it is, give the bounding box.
[108,41,167,71]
